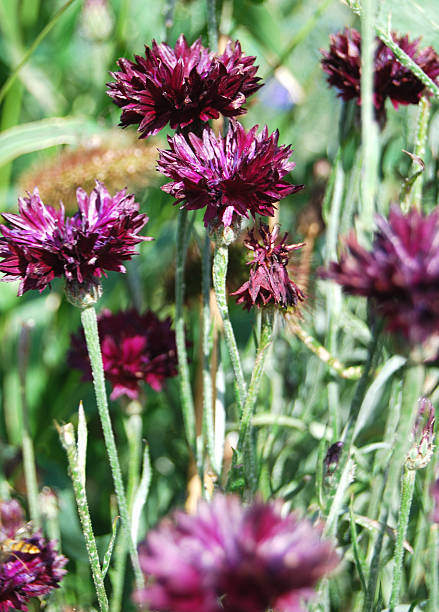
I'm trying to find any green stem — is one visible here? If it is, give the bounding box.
[18,323,41,528]
[400,96,430,212]
[430,526,439,612]
[0,0,77,104]
[212,240,247,408]
[80,305,143,590]
[389,468,416,610]
[175,210,196,451]
[58,423,109,612]
[237,312,273,491]
[111,406,143,612]
[376,26,439,100]
[206,0,218,51]
[202,233,217,474]
[360,0,378,229]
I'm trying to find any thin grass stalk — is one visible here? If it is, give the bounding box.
[400,96,430,212]
[212,239,247,408]
[360,0,378,228]
[80,305,143,590]
[58,423,109,612]
[18,323,41,528]
[237,311,274,492]
[202,233,217,475]
[206,0,218,51]
[111,405,143,612]
[175,210,197,451]
[389,467,416,609]
[429,525,439,612]
[0,0,78,104]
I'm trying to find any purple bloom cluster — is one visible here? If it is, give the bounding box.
[321,28,439,121]
[69,308,178,400]
[0,181,150,297]
[0,500,67,612]
[158,121,303,228]
[321,206,439,345]
[232,223,305,311]
[107,35,261,138]
[134,494,338,612]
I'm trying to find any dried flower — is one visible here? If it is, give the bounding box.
[232,223,305,311]
[107,35,261,139]
[158,121,303,228]
[321,28,439,121]
[0,181,151,298]
[69,308,178,400]
[134,494,338,612]
[320,205,439,345]
[0,500,67,612]
[19,132,158,213]
[406,398,435,470]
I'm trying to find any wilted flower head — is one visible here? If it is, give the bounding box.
[69,308,177,400]
[107,35,261,139]
[158,121,303,228]
[134,494,338,612]
[321,28,439,121]
[232,223,305,311]
[0,181,151,299]
[406,397,435,470]
[0,499,67,612]
[320,205,439,346]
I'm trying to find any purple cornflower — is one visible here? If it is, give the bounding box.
[0,181,151,299]
[0,500,67,612]
[107,35,261,138]
[157,121,303,228]
[321,28,439,121]
[133,494,338,612]
[320,205,439,346]
[232,223,305,311]
[69,308,178,400]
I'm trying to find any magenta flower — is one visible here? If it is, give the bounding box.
[107,35,261,138]
[158,121,303,228]
[134,494,338,612]
[320,205,439,345]
[0,500,67,612]
[232,223,305,311]
[321,28,439,121]
[69,308,178,400]
[0,181,151,297]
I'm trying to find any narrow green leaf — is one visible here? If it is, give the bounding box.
[77,401,87,489]
[101,516,119,580]
[349,499,368,594]
[131,445,152,545]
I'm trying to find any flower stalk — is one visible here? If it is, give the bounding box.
[58,422,109,612]
[212,238,247,408]
[175,209,197,452]
[80,304,143,589]
[237,311,274,491]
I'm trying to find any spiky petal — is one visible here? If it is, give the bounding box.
[0,181,151,296]
[321,205,439,345]
[107,35,262,139]
[158,121,303,228]
[69,308,177,400]
[232,223,305,311]
[133,494,338,612]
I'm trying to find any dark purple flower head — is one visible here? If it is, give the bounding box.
[320,205,439,346]
[232,223,305,311]
[107,35,261,139]
[158,121,303,228]
[321,28,439,121]
[134,494,338,612]
[0,500,67,612]
[0,181,151,298]
[69,308,177,400]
